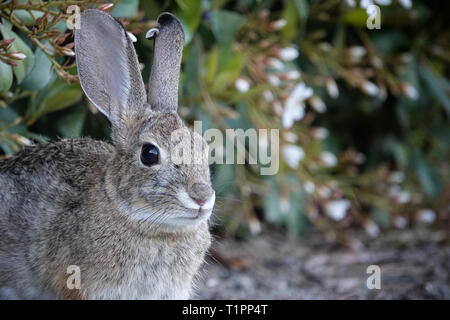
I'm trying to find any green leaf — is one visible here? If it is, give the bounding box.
[281,0,299,41]
[370,208,390,228]
[210,10,246,45]
[294,0,309,23]
[12,10,44,26]
[20,47,55,90]
[176,0,202,44]
[0,62,13,92]
[56,109,87,138]
[413,151,442,198]
[112,0,140,18]
[420,64,450,117]
[342,8,368,27]
[0,106,27,155]
[0,24,35,84]
[40,85,83,115]
[212,164,236,195]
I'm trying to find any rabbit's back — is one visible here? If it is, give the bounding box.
[0,138,113,298]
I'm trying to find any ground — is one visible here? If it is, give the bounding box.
[196,228,450,299]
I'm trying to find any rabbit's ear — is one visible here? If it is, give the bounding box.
[147,13,184,113]
[75,9,146,126]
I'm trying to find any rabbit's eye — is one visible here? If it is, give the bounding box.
[141,143,160,166]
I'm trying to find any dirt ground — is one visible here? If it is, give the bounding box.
[195,228,450,299]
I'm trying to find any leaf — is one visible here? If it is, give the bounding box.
[281,0,299,41]
[210,10,246,45]
[413,151,442,198]
[56,109,86,138]
[212,164,236,195]
[420,64,450,117]
[112,0,140,18]
[294,0,309,23]
[342,8,368,27]
[20,47,55,90]
[0,62,13,92]
[27,80,83,123]
[0,106,27,155]
[264,175,308,235]
[40,85,83,115]
[0,24,35,84]
[12,10,44,26]
[370,208,390,228]
[176,0,202,44]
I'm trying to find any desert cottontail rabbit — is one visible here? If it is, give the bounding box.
[0,9,215,299]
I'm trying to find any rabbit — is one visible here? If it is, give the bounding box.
[0,9,215,299]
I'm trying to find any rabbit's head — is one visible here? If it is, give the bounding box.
[75,10,214,229]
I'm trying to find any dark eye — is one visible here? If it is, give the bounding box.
[140,143,160,166]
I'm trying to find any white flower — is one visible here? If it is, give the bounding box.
[321,151,338,167]
[360,0,374,9]
[263,90,274,102]
[364,220,380,237]
[235,77,250,92]
[312,127,329,140]
[303,181,315,194]
[397,191,411,204]
[282,144,305,169]
[345,0,356,7]
[309,95,326,113]
[283,131,298,143]
[282,82,313,128]
[273,100,283,115]
[10,52,26,60]
[371,56,383,69]
[267,58,284,70]
[401,82,419,100]
[267,74,281,86]
[285,70,301,80]
[319,42,332,52]
[361,81,379,96]
[375,0,392,5]
[399,0,412,9]
[249,218,262,235]
[270,19,287,30]
[278,47,299,61]
[417,209,436,224]
[348,46,367,62]
[127,31,137,43]
[325,199,351,221]
[60,47,75,57]
[389,171,405,184]
[317,185,332,198]
[326,77,339,99]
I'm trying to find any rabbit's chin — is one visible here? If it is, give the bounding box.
[126,203,213,230]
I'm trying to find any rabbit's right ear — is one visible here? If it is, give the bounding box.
[75,10,146,128]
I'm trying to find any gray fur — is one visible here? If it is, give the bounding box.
[148,12,184,112]
[0,10,213,300]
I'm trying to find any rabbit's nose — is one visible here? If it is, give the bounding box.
[191,197,206,206]
[188,183,214,207]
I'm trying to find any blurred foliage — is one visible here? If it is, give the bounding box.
[0,0,449,245]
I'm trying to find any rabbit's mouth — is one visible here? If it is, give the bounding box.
[183,207,213,220]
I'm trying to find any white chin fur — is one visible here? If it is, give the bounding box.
[176,189,215,211]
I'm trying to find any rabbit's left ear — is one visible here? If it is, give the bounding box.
[75,9,146,127]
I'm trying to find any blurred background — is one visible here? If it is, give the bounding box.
[0,0,449,299]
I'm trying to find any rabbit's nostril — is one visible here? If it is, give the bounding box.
[192,197,206,207]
